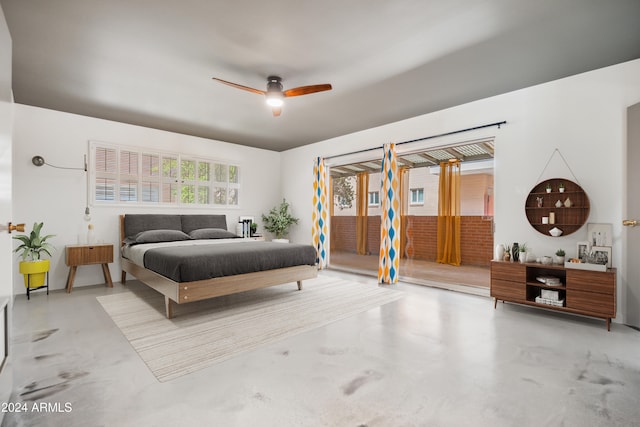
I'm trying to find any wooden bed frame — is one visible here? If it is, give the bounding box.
[119,215,318,319]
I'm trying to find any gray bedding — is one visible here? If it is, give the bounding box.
[143,241,317,282]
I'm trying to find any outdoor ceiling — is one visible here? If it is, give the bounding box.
[2,0,640,152]
[330,139,494,177]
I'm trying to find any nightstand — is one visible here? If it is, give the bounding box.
[65,244,114,293]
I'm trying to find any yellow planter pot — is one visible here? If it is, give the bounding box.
[19,259,50,288]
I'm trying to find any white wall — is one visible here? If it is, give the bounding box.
[0,3,13,417]
[11,105,282,293]
[281,59,640,324]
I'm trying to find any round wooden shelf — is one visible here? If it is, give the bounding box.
[525,178,589,236]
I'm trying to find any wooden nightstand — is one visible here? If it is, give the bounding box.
[65,244,114,293]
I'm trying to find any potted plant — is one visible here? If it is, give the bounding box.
[558,182,565,193]
[546,183,552,193]
[13,222,55,293]
[519,243,528,263]
[555,248,566,264]
[262,199,299,243]
[250,222,258,236]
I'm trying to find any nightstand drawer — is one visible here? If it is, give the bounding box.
[66,244,114,266]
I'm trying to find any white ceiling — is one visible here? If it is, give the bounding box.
[2,0,640,152]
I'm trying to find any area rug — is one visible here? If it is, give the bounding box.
[97,275,403,382]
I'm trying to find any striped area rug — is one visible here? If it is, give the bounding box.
[97,275,403,382]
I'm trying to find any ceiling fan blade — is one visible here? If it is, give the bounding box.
[283,84,332,98]
[271,106,282,117]
[212,77,266,95]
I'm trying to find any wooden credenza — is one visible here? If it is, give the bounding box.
[491,261,616,330]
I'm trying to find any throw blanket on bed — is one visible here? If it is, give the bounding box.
[139,240,316,282]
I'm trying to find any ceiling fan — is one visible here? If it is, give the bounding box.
[212,76,332,117]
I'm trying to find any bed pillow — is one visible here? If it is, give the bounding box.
[124,229,192,245]
[189,228,239,240]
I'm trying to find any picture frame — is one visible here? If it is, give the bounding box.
[587,223,613,247]
[590,246,612,268]
[576,241,591,260]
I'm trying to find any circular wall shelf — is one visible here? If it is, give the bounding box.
[525,178,590,236]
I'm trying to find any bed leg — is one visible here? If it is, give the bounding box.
[121,271,126,284]
[165,296,174,319]
[297,280,302,290]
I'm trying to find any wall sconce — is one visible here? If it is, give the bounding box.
[32,155,91,221]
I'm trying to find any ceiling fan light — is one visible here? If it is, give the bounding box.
[266,93,284,107]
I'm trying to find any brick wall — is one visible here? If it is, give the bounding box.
[330,215,493,267]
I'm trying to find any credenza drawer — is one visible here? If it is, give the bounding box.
[567,269,615,295]
[491,262,526,282]
[567,289,615,316]
[491,279,525,302]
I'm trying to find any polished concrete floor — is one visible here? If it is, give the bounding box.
[4,270,640,427]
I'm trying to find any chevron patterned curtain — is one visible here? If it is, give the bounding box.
[378,143,401,284]
[312,157,329,269]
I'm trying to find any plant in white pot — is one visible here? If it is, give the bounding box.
[555,248,566,265]
[13,222,55,299]
[262,199,299,243]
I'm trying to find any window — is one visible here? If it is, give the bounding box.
[368,191,380,206]
[90,142,240,207]
[410,188,424,205]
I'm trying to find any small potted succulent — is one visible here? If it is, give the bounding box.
[555,248,566,264]
[519,242,528,263]
[558,182,565,193]
[546,183,552,193]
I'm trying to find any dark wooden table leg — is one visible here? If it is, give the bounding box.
[66,266,77,293]
[101,264,113,287]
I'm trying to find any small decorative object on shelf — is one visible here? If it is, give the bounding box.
[555,199,563,208]
[555,248,565,264]
[564,197,572,208]
[549,227,563,237]
[519,243,528,264]
[546,183,552,193]
[494,243,505,261]
[536,197,543,207]
[503,244,511,261]
[549,212,555,224]
[559,182,565,193]
[512,242,519,262]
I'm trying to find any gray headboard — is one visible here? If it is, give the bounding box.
[121,214,228,240]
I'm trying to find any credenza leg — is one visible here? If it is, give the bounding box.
[606,318,611,331]
[494,298,498,309]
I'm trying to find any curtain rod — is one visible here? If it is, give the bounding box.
[323,120,506,161]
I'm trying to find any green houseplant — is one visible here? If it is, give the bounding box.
[555,248,566,264]
[262,199,299,242]
[13,222,55,290]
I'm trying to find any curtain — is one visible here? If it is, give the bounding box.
[312,157,329,269]
[378,143,401,284]
[436,160,461,266]
[399,167,409,258]
[356,171,369,255]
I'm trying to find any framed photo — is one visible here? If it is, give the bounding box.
[587,223,613,247]
[576,241,591,260]
[591,246,612,268]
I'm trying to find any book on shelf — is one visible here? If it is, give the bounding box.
[536,276,561,286]
[535,296,565,307]
[540,289,560,300]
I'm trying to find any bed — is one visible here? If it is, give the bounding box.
[119,214,318,318]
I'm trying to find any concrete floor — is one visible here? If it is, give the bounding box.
[4,270,640,427]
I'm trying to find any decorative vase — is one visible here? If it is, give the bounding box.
[494,244,505,261]
[503,252,510,262]
[512,243,519,262]
[519,252,527,263]
[555,256,565,264]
